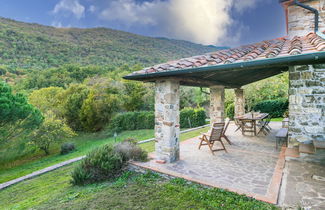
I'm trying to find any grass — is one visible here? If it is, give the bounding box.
[0,164,277,210]
[271,118,284,122]
[0,127,209,184]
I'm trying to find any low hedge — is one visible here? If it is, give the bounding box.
[252,98,288,118]
[180,107,206,128]
[109,111,154,132]
[110,108,206,132]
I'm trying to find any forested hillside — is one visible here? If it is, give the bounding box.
[0,17,222,69]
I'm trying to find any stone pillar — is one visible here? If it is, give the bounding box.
[154,79,180,163]
[234,88,245,117]
[288,64,325,147]
[210,85,225,124]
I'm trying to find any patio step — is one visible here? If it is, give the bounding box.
[299,143,316,154]
[285,147,300,158]
[313,140,325,149]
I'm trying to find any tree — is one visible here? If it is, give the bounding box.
[79,89,119,132]
[60,84,89,131]
[0,82,43,142]
[29,113,76,155]
[28,87,65,117]
[122,81,146,111]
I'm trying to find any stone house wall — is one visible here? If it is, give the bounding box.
[286,0,325,38]
[288,64,325,146]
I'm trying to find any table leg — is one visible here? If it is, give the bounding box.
[254,121,256,136]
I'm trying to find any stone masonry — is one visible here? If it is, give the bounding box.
[288,64,325,146]
[210,85,225,124]
[234,88,245,117]
[285,0,325,38]
[154,79,180,163]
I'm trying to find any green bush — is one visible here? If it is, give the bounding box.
[226,103,235,119]
[110,108,206,132]
[180,107,206,128]
[109,111,154,132]
[252,98,288,118]
[60,143,75,155]
[71,141,147,185]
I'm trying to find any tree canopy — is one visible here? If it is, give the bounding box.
[0,81,43,142]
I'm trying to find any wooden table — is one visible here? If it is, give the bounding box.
[237,113,269,136]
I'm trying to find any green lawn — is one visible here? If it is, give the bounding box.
[270,118,284,122]
[0,127,209,183]
[0,163,277,210]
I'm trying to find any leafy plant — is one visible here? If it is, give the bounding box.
[252,98,288,118]
[71,141,147,185]
[60,142,76,155]
[109,111,154,132]
[226,103,235,120]
[180,107,206,128]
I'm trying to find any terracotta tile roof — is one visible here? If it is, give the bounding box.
[128,32,325,76]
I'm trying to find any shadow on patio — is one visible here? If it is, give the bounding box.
[131,121,286,204]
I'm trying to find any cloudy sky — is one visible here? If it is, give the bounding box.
[0,0,286,46]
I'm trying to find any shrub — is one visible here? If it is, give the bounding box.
[252,98,288,118]
[114,140,148,162]
[60,142,75,155]
[226,103,235,119]
[180,107,206,128]
[109,111,154,132]
[71,140,147,185]
[71,144,124,185]
[110,107,206,132]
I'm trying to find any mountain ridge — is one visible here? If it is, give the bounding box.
[0,17,226,70]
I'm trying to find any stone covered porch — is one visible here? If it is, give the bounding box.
[132,122,325,207]
[133,122,286,204]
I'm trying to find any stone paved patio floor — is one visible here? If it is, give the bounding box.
[132,122,286,204]
[280,153,325,209]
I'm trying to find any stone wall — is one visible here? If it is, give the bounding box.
[288,64,325,146]
[210,85,225,124]
[286,0,325,38]
[154,79,180,163]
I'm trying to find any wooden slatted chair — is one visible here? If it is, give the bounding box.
[198,123,227,154]
[241,119,255,136]
[217,119,232,145]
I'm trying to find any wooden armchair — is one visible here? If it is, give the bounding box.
[198,123,227,154]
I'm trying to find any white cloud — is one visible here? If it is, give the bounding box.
[52,20,63,28]
[89,5,96,13]
[98,0,261,45]
[233,0,268,13]
[53,0,85,19]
